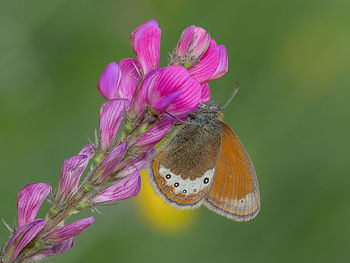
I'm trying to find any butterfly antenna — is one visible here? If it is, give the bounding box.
[165,112,187,124]
[222,82,239,110]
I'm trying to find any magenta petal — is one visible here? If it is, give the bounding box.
[188,45,220,83]
[132,69,161,116]
[98,62,120,100]
[58,155,89,200]
[119,146,156,178]
[96,141,128,181]
[148,65,202,116]
[130,20,159,54]
[200,83,211,103]
[207,45,228,81]
[79,143,95,160]
[135,117,173,147]
[92,170,141,204]
[152,90,183,113]
[174,25,211,68]
[99,99,129,151]
[118,58,141,100]
[134,27,161,74]
[47,217,94,244]
[175,25,195,57]
[17,183,51,228]
[3,219,46,261]
[32,238,75,261]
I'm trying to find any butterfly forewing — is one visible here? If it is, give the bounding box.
[151,124,221,208]
[204,121,260,221]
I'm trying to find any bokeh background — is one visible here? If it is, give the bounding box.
[1,0,349,262]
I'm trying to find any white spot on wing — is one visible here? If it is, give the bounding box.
[159,166,215,196]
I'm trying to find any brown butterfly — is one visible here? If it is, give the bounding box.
[149,88,260,221]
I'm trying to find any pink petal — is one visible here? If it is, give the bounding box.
[200,83,210,103]
[134,116,173,147]
[47,217,94,244]
[32,238,74,261]
[188,44,220,83]
[17,183,51,228]
[3,219,46,261]
[175,25,195,57]
[134,27,161,74]
[117,146,156,178]
[58,155,89,200]
[152,90,183,113]
[118,58,142,100]
[96,141,128,182]
[207,45,228,81]
[99,99,129,151]
[174,25,211,68]
[79,143,95,160]
[148,65,202,116]
[132,69,161,116]
[98,62,121,100]
[92,170,141,204]
[130,20,159,54]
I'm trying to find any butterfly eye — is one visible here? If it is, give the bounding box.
[204,178,209,184]
[174,182,179,187]
[165,174,171,179]
[183,190,187,194]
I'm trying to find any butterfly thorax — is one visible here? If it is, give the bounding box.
[186,103,223,130]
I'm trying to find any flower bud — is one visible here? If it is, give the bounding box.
[47,217,94,244]
[172,25,211,69]
[17,183,51,228]
[99,99,129,151]
[32,238,74,261]
[92,170,141,204]
[57,155,89,201]
[2,219,46,262]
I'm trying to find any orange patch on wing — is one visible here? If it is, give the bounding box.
[204,122,260,220]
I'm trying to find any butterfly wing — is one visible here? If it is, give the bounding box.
[150,124,221,208]
[204,121,260,221]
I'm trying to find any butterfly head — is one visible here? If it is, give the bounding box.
[187,102,223,124]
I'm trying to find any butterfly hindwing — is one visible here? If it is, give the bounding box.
[204,121,260,221]
[151,123,221,208]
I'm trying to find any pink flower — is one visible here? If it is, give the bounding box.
[97,59,141,101]
[92,170,141,204]
[145,65,202,116]
[99,99,129,151]
[79,143,96,160]
[130,20,161,75]
[17,183,51,229]
[32,238,74,261]
[134,116,173,147]
[173,25,211,68]
[188,39,228,84]
[2,219,46,262]
[58,155,89,200]
[95,141,128,182]
[47,217,94,244]
[117,146,155,178]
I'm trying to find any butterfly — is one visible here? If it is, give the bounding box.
[149,89,260,221]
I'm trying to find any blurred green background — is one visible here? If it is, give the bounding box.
[1,0,350,262]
